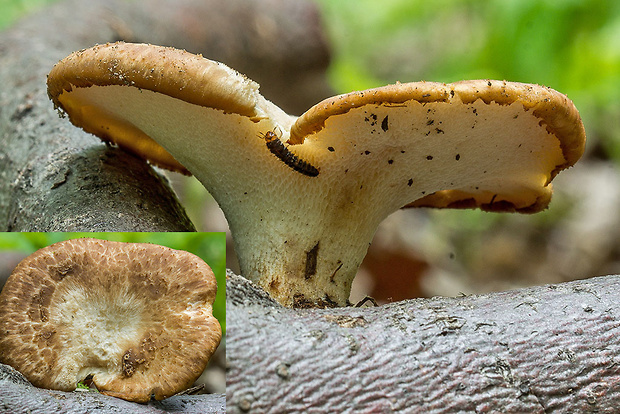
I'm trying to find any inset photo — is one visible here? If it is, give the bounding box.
[0,232,225,410]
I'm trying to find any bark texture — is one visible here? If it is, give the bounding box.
[227,272,620,413]
[0,0,331,231]
[0,363,225,414]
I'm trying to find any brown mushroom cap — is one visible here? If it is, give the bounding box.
[46,43,585,216]
[0,238,221,402]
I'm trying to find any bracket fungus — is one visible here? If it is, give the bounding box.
[0,238,221,402]
[47,42,586,307]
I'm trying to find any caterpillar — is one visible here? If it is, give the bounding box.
[259,129,319,177]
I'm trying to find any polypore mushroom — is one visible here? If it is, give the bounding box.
[47,42,586,307]
[0,238,221,402]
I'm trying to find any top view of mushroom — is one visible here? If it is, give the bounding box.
[0,236,223,402]
[46,42,586,307]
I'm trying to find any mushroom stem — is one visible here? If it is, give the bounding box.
[225,192,385,307]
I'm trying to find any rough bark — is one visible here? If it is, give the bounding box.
[0,0,331,231]
[0,363,225,414]
[227,272,620,413]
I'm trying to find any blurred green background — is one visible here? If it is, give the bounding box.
[0,232,226,332]
[0,0,50,29]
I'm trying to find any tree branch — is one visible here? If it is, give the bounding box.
[227,272,620,413]
[0,363,225,413]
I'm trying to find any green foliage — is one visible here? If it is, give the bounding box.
[0,0,57,30]
[0,233,227,332]
[317,0,620,92]
[75,380,99,392]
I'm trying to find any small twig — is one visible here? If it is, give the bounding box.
[175,384,205,396]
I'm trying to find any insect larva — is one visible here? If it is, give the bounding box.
[259,129,319,177]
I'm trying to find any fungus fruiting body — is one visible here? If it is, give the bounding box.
[0,238,221,402]
[47,42,586,307]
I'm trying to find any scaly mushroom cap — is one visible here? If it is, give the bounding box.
[0,238,221,402]
[47,43,586,306]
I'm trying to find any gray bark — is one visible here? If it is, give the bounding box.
[226,272,620,413]
[0,363,225,413]
[0,0,331,231]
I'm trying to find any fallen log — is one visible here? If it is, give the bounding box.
[0,363,225,414]
[227,272,620,413]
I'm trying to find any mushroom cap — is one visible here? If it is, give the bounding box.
[290,79,585,213]
[0,238,221,402]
